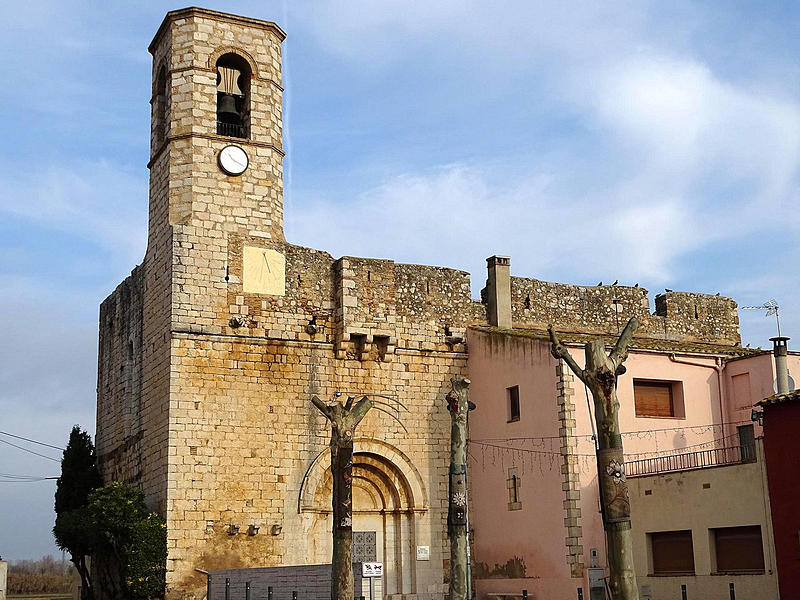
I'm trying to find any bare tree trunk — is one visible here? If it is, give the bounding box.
[549,318,640,600]
[73,556,93,600]
[446,377,471,600]
[312,394,373,600]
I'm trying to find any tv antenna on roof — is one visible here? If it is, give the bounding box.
[741,299,782,337]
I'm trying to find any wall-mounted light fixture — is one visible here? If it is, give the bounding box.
[247,524,260,536]
[227,524,240,536]
[271,524,282,536]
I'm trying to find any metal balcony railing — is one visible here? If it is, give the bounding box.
[626,444,755,478]
[216,121,246,138]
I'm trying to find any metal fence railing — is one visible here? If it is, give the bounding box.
[626,444,755,478]
[217,121,246,138]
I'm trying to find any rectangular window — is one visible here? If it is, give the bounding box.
[634,380,684,418]
[507,467,522,510]
[649,530,695,575]
[712,526,764,573]
[507,385,520,422]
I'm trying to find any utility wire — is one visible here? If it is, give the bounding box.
[471,420,750,443]
[0,437,61,462]
[0,472,58,481]
[0,430,64,451]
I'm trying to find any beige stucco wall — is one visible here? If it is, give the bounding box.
[629,440,778,600]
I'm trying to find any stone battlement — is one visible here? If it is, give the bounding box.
[506,275,740,345]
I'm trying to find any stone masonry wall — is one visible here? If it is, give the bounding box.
[165,333,467,599]
[97,266,144,483]
[510,277,740,345]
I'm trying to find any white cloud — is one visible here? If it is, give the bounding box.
[0,160,147,266]
[585,55,800,200]
[288,0,800,302]
[288,163,699,285]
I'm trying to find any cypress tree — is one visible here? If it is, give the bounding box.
[53,425,102,600]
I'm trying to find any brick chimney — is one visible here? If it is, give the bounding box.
[486,255,512,329]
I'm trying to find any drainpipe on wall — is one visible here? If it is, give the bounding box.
[668,354,727,436]
[770,336,791,394]
[486,255,512,329]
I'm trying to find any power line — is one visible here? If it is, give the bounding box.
[471,440,595,457]
[0,430,64,451]
[470,420,751,444]
[0,437,61,462]
[0,472,58,482]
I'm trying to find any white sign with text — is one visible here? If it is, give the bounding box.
[362,562,383,578]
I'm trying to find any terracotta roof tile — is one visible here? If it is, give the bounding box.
[756,389,800,407]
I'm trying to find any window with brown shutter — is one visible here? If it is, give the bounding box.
[634,380,675,417]
[713,526,764,573]
[650,530,695,575]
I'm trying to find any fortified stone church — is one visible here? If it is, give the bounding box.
[97,8,748,600]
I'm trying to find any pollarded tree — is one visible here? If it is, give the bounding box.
[311,394,373,600]
[53,425,102,600]
[549,318,640,600]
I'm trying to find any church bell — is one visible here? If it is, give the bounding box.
[218,93,241,124]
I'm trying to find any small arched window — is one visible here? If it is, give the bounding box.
[216,53,251,139]
[154,65,168,147]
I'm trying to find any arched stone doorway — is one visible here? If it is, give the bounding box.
[298,439,428,597]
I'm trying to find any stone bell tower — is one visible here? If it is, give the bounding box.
[146,8,286,330]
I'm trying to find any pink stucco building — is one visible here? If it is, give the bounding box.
[467,256,796,600]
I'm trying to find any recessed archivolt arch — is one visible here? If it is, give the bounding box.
[352,475,385,510]
[312,462,400,511]
[298,437,428,513]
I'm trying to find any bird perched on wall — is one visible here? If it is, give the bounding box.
[634,283,639,288]
[665,288,673,293]
[715,293,720,296]
[597,281,602,286]
[612,280,619,285]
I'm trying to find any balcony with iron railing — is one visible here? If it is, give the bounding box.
[627,444,756,478]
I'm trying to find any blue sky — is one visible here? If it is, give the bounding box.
[1,1,798,559]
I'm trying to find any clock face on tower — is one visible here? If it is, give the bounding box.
[218,144,249,176]
[242,246,285,296]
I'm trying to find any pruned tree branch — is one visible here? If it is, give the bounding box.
[349,396,372,426]
[548,324,586,383]
[610,317,639,370]
[310,395,331,420]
